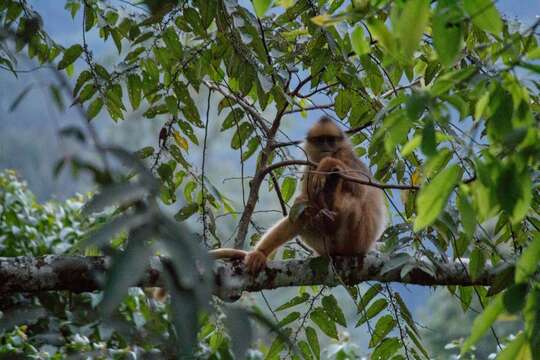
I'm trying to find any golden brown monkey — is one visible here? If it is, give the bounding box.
[211,117,387,272]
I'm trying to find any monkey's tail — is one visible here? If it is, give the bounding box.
[209,248,247,259]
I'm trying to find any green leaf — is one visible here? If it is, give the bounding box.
[135,146,154,159]
[515,235,540,283]
[459,286,473,311]
[278,312,301,328]
[394,292,416,334]
[395,0,430,61]
[280,177,297,203]
[74,70,92,96]
[474,92,490,120]
[369,314,397,348]
[503,284,528,314]
[100,232,151,314]
[371,338,400,359]
[253,0,272,17]
[401,135,422,157]
[183,180,197,203]
[178,120,199,145]
[266,334,285,359]
[221,108,245,131]
[162,26,183,58]
[496,164,532,224]
[406,326,430,358]
[367,19,397,59]
[322,295,347,327]
[84,5,95,31]
[413,164,461,231]
[165,95,179,116]
[82,212,147,249]
[87,98,103,120]
[461,294,504,354]
[174,203,199,221]
[433,1,464,67]
[305,326,320,360]
[469,247,485,281]
[84,182,147,214]
[335,90,351,119]
[523,288,540,357]
[457,188,476,237]
[58,44,83,70]
[298,341,313,360]
[127,74,142,110]
[359,284,383,308]
[497,332,529,360]
[242,137,260,162]
[276,293,310,312]
[487,88,513,141]
[310,307,338,340]
[463,0,503,35]
[420,121,437,157]
[356,298,388,327]
[77,83,95,104]
[125,47,145,63]
[231,123,254,149]
[351,26,370,56]
[305,326,321,359]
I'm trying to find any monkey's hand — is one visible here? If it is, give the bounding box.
[308,171,326,200]
[317,157,346,174]
[244,250,267,273]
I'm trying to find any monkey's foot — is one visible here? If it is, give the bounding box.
[317,208,337,222]
[312,208,338,233]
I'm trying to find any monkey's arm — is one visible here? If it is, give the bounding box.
[209,248,247,259]
[308,157,348,202]
[245,216,303,272]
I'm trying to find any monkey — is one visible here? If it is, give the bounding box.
[210,116,387,273]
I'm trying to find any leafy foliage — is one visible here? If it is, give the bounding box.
[1,0,539,358]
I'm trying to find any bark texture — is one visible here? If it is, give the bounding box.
[0,253,510,299]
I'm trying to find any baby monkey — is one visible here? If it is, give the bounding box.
[211,117,387,272]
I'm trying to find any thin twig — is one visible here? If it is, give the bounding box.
[284,103,334,115]
[201,90,212,247]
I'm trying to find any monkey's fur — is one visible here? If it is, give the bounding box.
[211,117,387,272]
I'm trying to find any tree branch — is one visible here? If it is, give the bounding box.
[259,160,422,190]
[0,254,509,302]
[202,80,270,135]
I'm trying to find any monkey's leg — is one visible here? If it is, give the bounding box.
[245,216,302,272]
[314,167,345,234]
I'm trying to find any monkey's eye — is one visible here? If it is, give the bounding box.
[309,135,342,146]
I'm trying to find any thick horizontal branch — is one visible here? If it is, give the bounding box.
[0,253,510,300]
[215,253,509,299]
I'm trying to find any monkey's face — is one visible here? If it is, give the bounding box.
[305,119,346,162]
